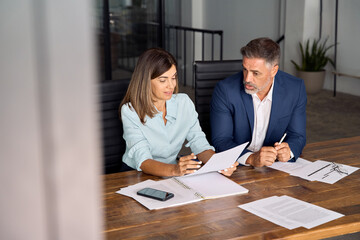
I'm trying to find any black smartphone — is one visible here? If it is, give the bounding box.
[137,187,174,201]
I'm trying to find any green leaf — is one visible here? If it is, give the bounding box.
[291,37,337,72]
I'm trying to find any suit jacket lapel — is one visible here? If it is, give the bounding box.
[240,84,254,133]
[265,76,285,142]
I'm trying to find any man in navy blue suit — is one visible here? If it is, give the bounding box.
[210,37,307,167]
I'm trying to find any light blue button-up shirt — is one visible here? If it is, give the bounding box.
[121,93,214,171]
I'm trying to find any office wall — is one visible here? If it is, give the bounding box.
[201,0,282,60]
[0,1,103,240]
[283,0,307,76]
[284,0,360,96]
[323,0,360,96]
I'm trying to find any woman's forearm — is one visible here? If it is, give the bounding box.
[140,159,178,177]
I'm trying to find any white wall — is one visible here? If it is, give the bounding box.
[201,0,282,60]
[284,0,360,96]
[323,0,360,96]
[283,0,306,75]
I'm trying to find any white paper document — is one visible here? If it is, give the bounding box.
[178,172,248,199]
[268,158,312,174]
[239,195,344,230]
[291,160,359,184]
[268,158,358,184]
[185,142,248,177]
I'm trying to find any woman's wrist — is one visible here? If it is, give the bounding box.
[170,164,180,176]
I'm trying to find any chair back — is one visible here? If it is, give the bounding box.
[100,79,131,174]
[194,60,242,143]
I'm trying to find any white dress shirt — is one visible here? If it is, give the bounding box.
[238,80,274,165]
[238,79,294,165]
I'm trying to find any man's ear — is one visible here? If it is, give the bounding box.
[271,64,279,78]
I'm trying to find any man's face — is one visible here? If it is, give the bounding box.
[242,56,278,97]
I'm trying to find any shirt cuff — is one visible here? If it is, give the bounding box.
[290,150,294,160]
[237,152,253,166]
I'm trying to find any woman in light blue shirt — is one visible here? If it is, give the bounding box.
[119,48,237,177]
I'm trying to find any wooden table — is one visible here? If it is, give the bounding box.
[104,136,360,239]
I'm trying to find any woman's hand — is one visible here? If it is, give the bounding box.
[173,153,202,176]
[218,162,239,177]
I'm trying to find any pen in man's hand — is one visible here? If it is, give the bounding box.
[279,133,287,144]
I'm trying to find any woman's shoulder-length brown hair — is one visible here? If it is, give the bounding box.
[119,48,178,124]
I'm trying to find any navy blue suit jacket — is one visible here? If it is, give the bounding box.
[210,70,307,161]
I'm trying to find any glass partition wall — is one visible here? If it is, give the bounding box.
[96,0,180,82]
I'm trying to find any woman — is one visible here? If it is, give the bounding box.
[119,48,237,177]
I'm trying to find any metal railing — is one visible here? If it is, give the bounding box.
[165,25,223,87]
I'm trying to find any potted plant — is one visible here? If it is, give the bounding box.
[291,38,336,94]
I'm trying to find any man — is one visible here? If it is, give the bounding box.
[210,37,306,167]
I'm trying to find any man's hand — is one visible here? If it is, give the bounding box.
[246,146,277,167]
[274,142,291,162]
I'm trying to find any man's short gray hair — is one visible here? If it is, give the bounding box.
[240,37,280,66]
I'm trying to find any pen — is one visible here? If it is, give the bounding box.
[308,163,331,177]
[279,133,287,144]
[177,155,200,162]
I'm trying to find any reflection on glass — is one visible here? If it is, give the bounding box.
[96,0,170,81]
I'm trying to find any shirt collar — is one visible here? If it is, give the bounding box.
[252,77,275,102]
[267,77,275,102]
[165,94,177,119]
[151,95,177,124]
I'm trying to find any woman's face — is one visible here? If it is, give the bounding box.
[151,65,177,104]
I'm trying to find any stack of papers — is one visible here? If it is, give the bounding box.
[269,158,359,184]
[239,195,344,229]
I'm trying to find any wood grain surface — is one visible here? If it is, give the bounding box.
[103,136,360,239]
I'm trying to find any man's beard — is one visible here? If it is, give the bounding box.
[244,77,272,95]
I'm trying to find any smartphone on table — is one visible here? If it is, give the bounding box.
[137,187,174,201]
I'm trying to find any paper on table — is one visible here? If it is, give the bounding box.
[290,160,331,181]
[269,157,359,184]
[293,160,359,184]
[177,172,248,199]
[118,179,156,198]
[185,142,248,177]
[277,195,344,229]
[239,196,301,229]
[239,195,344,230]
[117,178,201,210]
[268,157,312,174]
